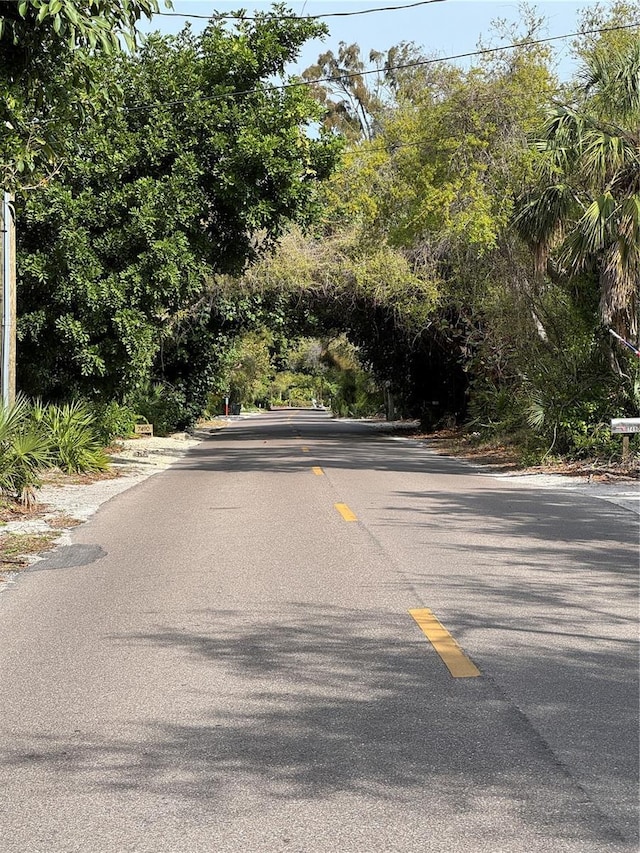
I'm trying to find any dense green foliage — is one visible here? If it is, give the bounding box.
[14,11,339,423]
[3,2,639,461]
[239,17,560,425]
[206,330,382,417]
[91,400,139,444]
[0,0,160,188]
[515,37,639,341]
[235,6,639,459]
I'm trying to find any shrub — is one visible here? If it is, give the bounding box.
[39,401,110,473]
[330,369,383,418]
[0,397,51,506]
[127,382,189,436]
[91,401,139,444]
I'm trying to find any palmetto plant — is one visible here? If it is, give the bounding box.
[40,401,110,474]
[0,397,51,506]
[515,38,640,345]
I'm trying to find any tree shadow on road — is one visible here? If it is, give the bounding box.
[1,604,635,849]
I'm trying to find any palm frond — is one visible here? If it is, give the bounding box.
[526,392,546,430]
[542,106,584,147]
[525,35,640,344]
[580,39,640,122]
[619,193,640,238]
[0,395,29,445]
[514,184,576,241]
[0,422,50,501]
[561,193,618,270]
[580,130,631,185]
[513,184,577,275]
[600,243,639,341]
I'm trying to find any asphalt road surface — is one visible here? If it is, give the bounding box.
[0,411,638,853]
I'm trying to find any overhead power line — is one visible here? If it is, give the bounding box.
[156,0,447,22]
[125,21,640,114]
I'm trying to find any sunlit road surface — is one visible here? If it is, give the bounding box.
[0,410,637,853]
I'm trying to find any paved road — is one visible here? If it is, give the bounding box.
[0,411,637,852]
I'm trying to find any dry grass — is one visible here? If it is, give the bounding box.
[0,498,51,523]
[409,428,521,472]
[519,458,640,481]
[45,513,82,530]
[42,467,120,487]
[196,418,228,428]
[0,532,58,568]
[410,427,639,480]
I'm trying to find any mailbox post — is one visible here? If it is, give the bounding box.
[611,418,640,460]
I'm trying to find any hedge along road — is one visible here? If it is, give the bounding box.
[0,410,637,853]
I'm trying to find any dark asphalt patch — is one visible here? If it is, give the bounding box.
[29,544,106,571]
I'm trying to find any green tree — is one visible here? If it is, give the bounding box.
[291,13,557,423]
[303,41,432,142]
[0,0,161,187]
[16,13,339,414]
[515,33,640,344]
[303,42,386,141]
[227,330,274,408]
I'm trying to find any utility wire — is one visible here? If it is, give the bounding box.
[156,0,447,22]
[125,21,640,113]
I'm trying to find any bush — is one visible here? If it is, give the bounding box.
[0,397,51,505]
[127,382,190,436]
[37,401,110,473]
[466,305,640,463]
[330,368,383,418]
[0,398,112,505]
[91,401,139,444]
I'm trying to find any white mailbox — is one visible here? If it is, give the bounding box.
[611,418,640,434]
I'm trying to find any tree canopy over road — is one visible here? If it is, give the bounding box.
[2,1,639,460]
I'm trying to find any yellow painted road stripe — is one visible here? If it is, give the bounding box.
[312,467,324,476]
[409,608,481,678]
[335,503,358,522]
[301,446,310,453]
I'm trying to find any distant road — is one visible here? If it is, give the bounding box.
[0,410,637,853]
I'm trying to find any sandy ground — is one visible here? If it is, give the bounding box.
[383,424,639,516]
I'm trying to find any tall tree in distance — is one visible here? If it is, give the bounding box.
[302,42,429,141]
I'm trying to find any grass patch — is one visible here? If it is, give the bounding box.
[0,532,58,567]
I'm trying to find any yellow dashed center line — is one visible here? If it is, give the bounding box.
[301,446,310,453]
[335,503,358,522]
[409,608,481,678]
[312,467,324,476]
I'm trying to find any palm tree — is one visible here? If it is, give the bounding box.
[515,38,640,348]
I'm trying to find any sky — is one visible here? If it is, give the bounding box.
[140,1,620,80]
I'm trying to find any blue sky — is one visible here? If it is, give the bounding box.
[142,1,616,79]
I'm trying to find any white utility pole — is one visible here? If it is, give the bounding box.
[0,191,16,406]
